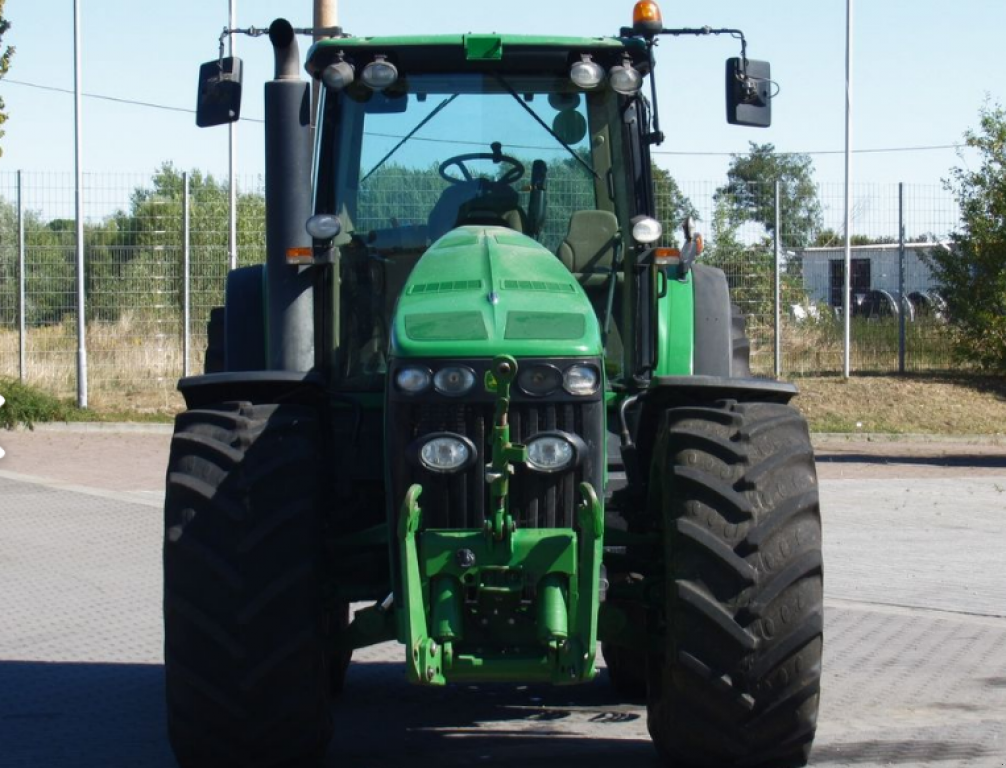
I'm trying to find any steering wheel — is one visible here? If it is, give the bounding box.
[438,151,525,186]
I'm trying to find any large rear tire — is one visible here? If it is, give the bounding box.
[163,402,332,768]
[646,400,822,767]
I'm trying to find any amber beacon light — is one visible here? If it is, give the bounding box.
[632,1,663,35]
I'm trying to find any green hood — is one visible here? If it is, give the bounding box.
[390,226,602,359]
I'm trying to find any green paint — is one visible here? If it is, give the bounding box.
[505,312,585,341]
[392,226,602,358]
[465,34,503,60]
[654,270,695,376]
[395,481,603,685]
[486,355,526,541]
[404,312,488,341]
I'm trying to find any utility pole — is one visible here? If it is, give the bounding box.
[313,0,339,118]
[842,0,854,379]
[73,0,87,408]
[228,0,238,271]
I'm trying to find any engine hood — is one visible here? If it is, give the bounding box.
[390,226,602,359]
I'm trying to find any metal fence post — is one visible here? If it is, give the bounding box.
[183,172,191,378]
[773,180,782,378]
[898,182,906,374]
[17,171,25,383]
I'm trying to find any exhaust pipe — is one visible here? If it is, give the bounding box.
[264,18,314,371]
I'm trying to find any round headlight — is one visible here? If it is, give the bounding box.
[362,58,398,91]
[609,63,643,95]
[420,436,471,473]
[570,58,605,90]
[305,213,342,240]
[518,364,562,397]
[433,366,475,396]
[395,367,431,393]
[322,61,355,91]
[563,365,599,396]
[526,435,576,473]
[632,216,663,245]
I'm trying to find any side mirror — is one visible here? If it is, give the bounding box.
[196,57,243,128]
[725,58,772,128]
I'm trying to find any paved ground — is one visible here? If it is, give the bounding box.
[0,427,1004,767]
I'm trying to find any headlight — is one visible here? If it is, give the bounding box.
[526,434,576,473]
[322,60,355,91]
[305,213,342,240]
[420,435,473,473]
[517,364,562,397]
[395,366,431,393]
[632,216,663,244]
[433,366,475,396]
[362,57,398,90]
[570,56,605,90]
[563,364,599,396]
[608,61,643,95]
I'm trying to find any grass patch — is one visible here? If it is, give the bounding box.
[0,377,92,429]
[792,373,1006,435]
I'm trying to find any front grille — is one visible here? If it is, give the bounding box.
[388,399,603,531]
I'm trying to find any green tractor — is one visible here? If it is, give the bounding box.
[166,3,822,766]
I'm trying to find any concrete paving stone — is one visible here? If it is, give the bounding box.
[1,468,1005,768]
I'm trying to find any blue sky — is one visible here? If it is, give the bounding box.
[0,0,1001,189]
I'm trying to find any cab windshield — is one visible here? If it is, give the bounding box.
[320,74,627,252]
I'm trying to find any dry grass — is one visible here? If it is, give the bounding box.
[0,314,191,416]
[792,374,1006,435]
[3,321,1005,435]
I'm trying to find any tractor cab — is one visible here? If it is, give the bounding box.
[303,36,652,387]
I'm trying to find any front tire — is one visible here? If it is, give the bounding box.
[646,400,823,767]
[163,402,332,768]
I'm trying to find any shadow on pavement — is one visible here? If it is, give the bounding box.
[0,659,175,768]
[0,658,656,768]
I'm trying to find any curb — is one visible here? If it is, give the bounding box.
[7,423,1005,446]
[9,421,174,435]
[811,432,1006,446]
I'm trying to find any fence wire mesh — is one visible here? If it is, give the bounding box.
[0,170,963,407]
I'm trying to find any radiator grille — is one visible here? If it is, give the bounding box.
[394,401,597,530]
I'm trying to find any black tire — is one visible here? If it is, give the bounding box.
[692,265,752,378]
[646,400,822,768]
[602,642,647,700]
[328,602,353,695]
[204,307,225,374]
[224,265,267,372]
[163,402,332,768]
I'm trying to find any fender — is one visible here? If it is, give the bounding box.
[177,370,328,410]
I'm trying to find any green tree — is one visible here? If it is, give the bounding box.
[924,102,1006,371]
[716,142,823,248]
[652,163,698,247]
[702,197,810,325]
[0,0,14,154]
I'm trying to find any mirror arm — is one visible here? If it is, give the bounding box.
[644,40,664,146]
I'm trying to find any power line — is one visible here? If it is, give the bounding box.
[7,78,963,156]
[654,143,963,157]
[5,78,265,123]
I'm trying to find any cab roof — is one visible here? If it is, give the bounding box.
[305,33,649,80]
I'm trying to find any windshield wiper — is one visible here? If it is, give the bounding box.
[360,94,460,183]
[491,73,599,180]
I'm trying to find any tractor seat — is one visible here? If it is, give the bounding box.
[428,180,528,241]
[556,209,623,360]
[557,209,621,287]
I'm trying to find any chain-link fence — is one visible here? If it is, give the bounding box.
[0,170,962,409]
[677,180,959,375]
